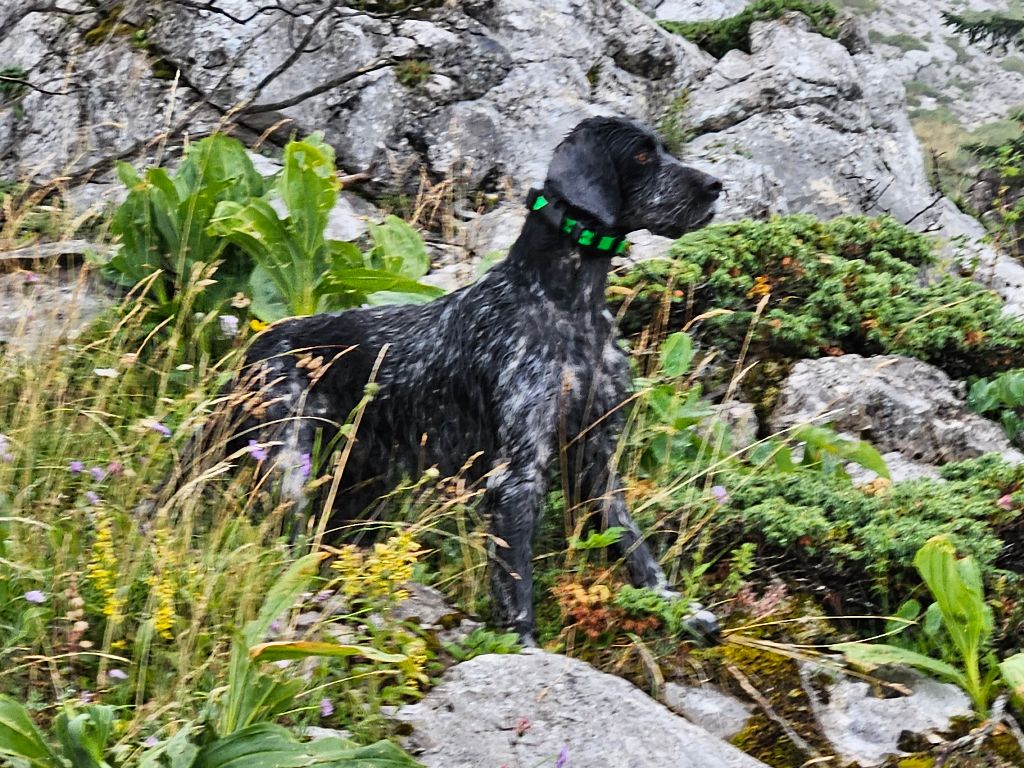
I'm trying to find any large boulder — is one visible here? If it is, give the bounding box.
[770,354,1024,466]
[394,650,770,768]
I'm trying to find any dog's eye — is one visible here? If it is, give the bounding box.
[634,151,650,164]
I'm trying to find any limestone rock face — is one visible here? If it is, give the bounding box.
[771,354,1024,466]
[394,650,771,768]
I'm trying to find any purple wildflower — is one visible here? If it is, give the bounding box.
[24,271,39,284]
[143,736,159,748]
[149,422,171,438]
[69,460,85,474]
[268,618,283,634]
[79,690,94,704]
[86,491,101,506]
[711,485,729,505]
[0,434,12,463]
[90,466,107,482]
[24,590,46,604]
[555,746,569,768]
[319,697,335,718]
[248,440,269,461]
[108,669,128,681]
[314,589,334,605]
[300,452,312,479]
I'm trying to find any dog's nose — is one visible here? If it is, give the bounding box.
[703,177,723,199]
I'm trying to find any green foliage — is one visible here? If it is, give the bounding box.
[833,536,1021,716]
[943,10,1024,49]
[661,0,839,58]
[104,133,442,326]
[104,134,267,318]
[207,136,441,321]
[394,60,431,87]
[718,454,1023,601]
[612,215,1024,378]
[612,586,702,637]
[966,110,1024,258]
[0,700,422,768]
[444,628,522,662]
[968,368,1024,446]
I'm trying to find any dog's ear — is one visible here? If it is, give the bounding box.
[545,132,620,228]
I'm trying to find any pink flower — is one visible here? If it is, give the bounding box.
[997,494,1014,511]
[515,716,531,737]
[711,485,729,504]
[107,461,125,476]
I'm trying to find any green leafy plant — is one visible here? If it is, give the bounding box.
[833,535,1024,715]
[207,135,441,322]
[968,368,1024,446]
[0,66,28,118]
[0,551,419,768]
[661,0,839,58]
[444,628,522,662]
[612,215,1024,379]
[103,133,442,326]
[103,134,267,318]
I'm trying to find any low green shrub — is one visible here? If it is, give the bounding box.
[968,368,1024,446]
[612,215,1024,378]
[661,0,839,58]
[715,454,1023,606]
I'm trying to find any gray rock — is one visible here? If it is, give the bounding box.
[663,681,753,740]
[845,451,943,486]
[802,664,972,767]
[324,193,382,243]
[394,650,771,768]
[458,204,526,258]
[711,402,759,452]
[0,266,113,355]
[771,354,1024,465]
[650,0,747,22]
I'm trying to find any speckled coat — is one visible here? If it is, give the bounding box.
[231,117,722,640]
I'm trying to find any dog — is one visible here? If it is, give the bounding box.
[228,116,722,644]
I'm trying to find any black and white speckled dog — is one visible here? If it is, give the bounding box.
[231,116,722,643]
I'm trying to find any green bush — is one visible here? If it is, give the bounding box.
[661,0,839,58]
[968,368,1024,446]
[612,215,1024,378]
[715,454,1023,604]
[103,133,441,325]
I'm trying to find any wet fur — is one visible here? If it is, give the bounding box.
[229,117,722,640]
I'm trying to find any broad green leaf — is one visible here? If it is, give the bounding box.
[569,527,626,550]
[193,723,312,768]
[832,642,966,687]
[367,215,430,278]
[138,724,198,768]
[0,696,62,768]
[999,652,1024,702]
[836,439,889,478]
[319,269,443,303]
[280,134,338,259]
[658,332,694,378]
[249,264,291,323]
[914,537,991,670]
[307,736,425,767]
[243,552,327,649]
[249,641,407,664]
[54,705,115,768]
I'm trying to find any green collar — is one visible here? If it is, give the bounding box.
[525,188,629,255]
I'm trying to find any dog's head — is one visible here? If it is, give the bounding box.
[544,117,720,240]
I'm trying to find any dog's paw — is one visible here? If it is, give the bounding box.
[681,602,721,647]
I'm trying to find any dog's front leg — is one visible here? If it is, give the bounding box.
[571,441,721,646]
[486,463,547,645]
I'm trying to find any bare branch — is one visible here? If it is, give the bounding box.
[241,57,396,114]
[0,74,75,97]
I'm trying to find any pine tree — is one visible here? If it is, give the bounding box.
[942,10,1023,49]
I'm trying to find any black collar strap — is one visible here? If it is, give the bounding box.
[526,188,629,255]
